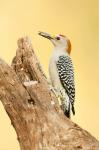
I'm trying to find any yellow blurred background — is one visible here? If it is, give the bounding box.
[0,0,99,149]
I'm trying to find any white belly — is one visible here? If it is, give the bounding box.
[49,57,62,90]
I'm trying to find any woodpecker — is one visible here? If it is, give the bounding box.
[38,31,75,118]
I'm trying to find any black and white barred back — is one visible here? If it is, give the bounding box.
[56,55,75,116]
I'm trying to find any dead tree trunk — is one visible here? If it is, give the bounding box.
[0,37,99,150]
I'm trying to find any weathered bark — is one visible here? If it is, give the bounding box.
[0,37,99,150]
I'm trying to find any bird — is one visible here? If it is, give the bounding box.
[38,31,75,118]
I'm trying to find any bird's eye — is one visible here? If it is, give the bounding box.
[56,36,60,40]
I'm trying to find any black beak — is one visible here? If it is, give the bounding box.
[38,31,53,40]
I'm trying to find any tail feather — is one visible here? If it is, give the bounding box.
[64,103,75,118]
[64,110,70,118]
[64,103,70,118]
[72,105,75,115]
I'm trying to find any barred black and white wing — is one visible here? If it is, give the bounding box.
[56,55,75,115]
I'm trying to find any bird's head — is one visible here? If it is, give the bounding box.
[38,31,71,54]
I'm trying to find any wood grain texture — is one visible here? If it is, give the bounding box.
[0,37,99,150]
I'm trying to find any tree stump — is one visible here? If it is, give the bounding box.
[0,37,99,150]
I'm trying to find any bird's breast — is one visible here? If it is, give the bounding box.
[49,56,62,89]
